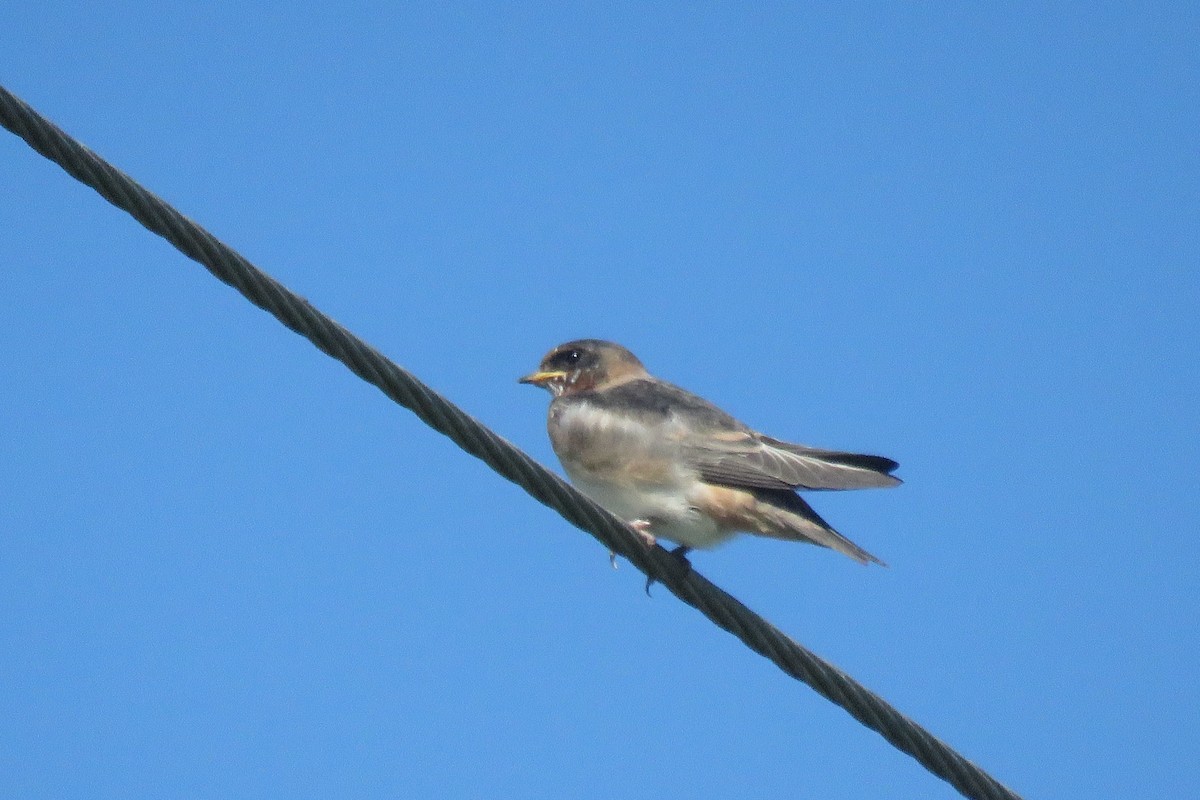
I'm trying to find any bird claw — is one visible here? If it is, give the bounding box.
[629,519,657,548]
[645,545,693,596]
[608,521,690,594]
[608,520,655,570]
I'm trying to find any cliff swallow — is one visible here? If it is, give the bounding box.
[520,340,899,575]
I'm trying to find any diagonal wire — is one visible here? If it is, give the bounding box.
[0,83,1022,800]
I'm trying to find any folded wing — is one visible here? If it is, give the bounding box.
[686,432,901,491]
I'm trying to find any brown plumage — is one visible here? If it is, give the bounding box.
[520,339,899,565]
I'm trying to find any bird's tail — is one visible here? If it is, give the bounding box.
[755,490,886,566]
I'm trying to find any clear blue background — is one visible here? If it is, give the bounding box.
[2,4,1197,799]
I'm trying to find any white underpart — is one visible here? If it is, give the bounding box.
[553,403,736,549]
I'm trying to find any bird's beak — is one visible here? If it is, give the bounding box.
[519,369,567,386]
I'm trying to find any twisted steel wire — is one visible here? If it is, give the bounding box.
[1,83,1022,800]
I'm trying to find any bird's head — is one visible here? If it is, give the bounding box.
[520,339,647,397]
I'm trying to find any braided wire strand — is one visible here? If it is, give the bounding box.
[1,84,1022,800]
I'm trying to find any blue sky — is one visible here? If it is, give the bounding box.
[2,4,1197,799]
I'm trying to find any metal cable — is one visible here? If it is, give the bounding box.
[1,83,1022,800]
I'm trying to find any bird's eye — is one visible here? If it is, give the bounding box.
[565,350,581,363]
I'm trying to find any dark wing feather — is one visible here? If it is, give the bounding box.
[758,436,900,483]
[687,432,901,492]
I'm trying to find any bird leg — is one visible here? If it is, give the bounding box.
[609,519,657,568]
[629,518,657,547]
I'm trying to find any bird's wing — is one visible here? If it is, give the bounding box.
[685,432,901,491]
[588,379,901,491]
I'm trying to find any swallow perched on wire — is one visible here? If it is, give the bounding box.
[520,340,899,574]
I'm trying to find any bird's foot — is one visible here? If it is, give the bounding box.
[629,519,657,548]
[645,545,693,596]
[608,520,655,569]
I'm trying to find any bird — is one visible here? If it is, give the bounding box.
[520,339,899,571]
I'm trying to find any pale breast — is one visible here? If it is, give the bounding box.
[549,399,686,486]
[548,398,735,548]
